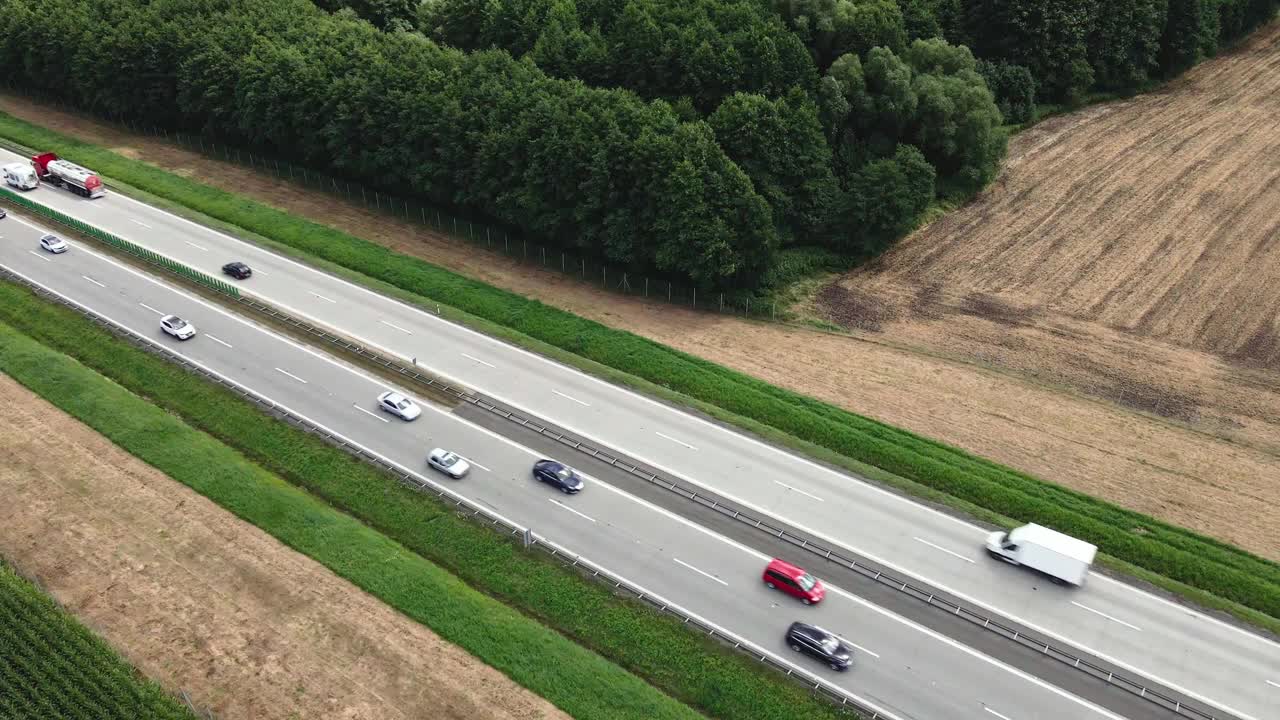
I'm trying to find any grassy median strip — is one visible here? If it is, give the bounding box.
[0,558,198,720]
[1,112,1277,627]
[0,281,856,720]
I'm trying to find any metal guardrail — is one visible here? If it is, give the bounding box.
[0,264,875,719]
[4,194,1222,720]
[229,300,1226,720]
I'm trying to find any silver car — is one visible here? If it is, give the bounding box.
[427,448,471,478]
[377,391,421,421]
[39,233,68,253]
[160,314,196,340]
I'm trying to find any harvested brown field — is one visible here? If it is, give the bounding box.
[0,373,569,720]
[2,24,1278,562]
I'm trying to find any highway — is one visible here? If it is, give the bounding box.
[3,153,1279,720]
[0,212,1161,720]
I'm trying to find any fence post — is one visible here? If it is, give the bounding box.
[645,277,648,297]
[693,287,696,308]
[561,253,565,272]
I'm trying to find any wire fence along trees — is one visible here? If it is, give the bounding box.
[2,84,782,319]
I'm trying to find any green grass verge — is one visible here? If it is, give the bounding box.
[0,279,858,720]
[0,558,198,720]
[1,111,1277,628]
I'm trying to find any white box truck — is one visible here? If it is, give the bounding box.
[985,523,1096,586]
[2,162,38,190]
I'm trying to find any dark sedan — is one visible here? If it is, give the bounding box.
[222,261,252,279]
[786,622,852,671]
[532,459,585,494]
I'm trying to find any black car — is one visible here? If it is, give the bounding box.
[532,459,585,494]
[786,622,852,671]
[222,261,252,279]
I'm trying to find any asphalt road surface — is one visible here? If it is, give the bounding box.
[0,212,1179,720]
[3,155,1278,720]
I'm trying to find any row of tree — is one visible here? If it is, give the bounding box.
[1,0,802,285]
[958,0,1280,103]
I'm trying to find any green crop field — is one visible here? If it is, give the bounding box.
[0,559,197,720]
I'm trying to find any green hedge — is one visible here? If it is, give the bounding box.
[0,280,857,720]
[0,110,1276,623]
[0,559,198,720]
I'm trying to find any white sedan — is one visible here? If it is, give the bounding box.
[427,448,471,479]
[377,391,421,421]
[160,314,196,340]
[39,233,68,253]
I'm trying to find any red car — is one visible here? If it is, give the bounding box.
[763,558,825,604]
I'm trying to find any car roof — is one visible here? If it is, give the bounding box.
[766,558,807,577]
[789,622,828,639]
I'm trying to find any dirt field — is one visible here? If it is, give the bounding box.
[2,25,1277,562]
[0,373,569,720]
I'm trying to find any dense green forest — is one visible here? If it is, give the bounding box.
[1,0,1275,289]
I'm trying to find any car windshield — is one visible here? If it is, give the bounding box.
[171,318,186,327]
[555,467,573,480]
[819,635,840,653]
[396,399,411,409]
[439,454,457,467]
[797,573,817,591]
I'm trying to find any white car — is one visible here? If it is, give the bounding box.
[160,314,197,340]
[377,391,421,421]
[39,234,68,253]
[427,448,471,478]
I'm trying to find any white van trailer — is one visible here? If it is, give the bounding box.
[985,523,1097,586]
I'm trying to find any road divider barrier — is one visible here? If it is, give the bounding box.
[228,290,1227,720]
[0,187,239,299]
[0,196,1230,720]
[0,263,883,719]
[0,124,1276,632]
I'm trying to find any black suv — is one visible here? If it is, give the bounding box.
[222,261,252,279]
[786,622,852,671]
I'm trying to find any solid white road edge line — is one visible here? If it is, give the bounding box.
[12,260,913,717]
[94,186,1261,649]
[0,253,1126,720]
[11,186,1247,656]
[674,557,729,586]
[12,212,1261,720]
